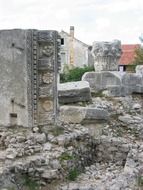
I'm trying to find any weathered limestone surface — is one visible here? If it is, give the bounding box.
[0,95,142,189]
[59,106,86,123]
[82,71,122,92]
[0,29,60,127]
[59,95,143,190]
[60,105,109,123]
[58,81,92,103]
[91,40,122,71]
[0,30,29,127]
[82,66,143,96]
[136,65,143,76]
[122,73,143,94]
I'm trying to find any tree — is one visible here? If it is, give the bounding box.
[133,47,143,65]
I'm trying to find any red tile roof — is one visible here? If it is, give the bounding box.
[119,44,140,65]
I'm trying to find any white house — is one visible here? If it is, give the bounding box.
[60,26,94,72]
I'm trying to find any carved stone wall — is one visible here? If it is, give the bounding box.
[28,30,61,127]
[0,30,29,127]
[37,31,60,126]
[0,29,60,127]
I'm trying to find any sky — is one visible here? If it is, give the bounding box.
[0,0,143,45]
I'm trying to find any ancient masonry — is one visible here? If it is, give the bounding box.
[0,29,61,127]
[91,40,122,71]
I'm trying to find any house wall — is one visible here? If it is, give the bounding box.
[0,30,29,127]
[60,32,70,71]
[60,31,93,71]
[73,38,89,67]
[88,49,94,67]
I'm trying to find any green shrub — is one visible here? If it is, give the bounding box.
[126,64,137,72]
[67,168,80,181]
[60,65,94,83]
[22,175,40,190]
[138,175,143,187]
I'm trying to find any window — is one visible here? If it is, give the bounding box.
[61,38,64,45]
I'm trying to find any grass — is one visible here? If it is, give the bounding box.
[59,152,75,162]
[59,152,80,181]
[22,174,40,190]
[67,168,80,181]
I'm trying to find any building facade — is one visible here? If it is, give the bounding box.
[60,26,94,71]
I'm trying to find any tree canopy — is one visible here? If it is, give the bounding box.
[133,47,143,65]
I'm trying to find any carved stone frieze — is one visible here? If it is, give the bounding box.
[38,31,55,42]
[39,99,53,112]
[26,30,60,127]
[42,72,53,84]
[39,72,53,85]
[39,85,53,98]
[39,43,54,58]
[38,58,54,71]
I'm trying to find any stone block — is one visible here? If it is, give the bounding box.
[122,73,142,86]
[59,106,109,124]
[59,106,86,123]
[82,71,122,91]
[0,29,60,127]
[133,85,143,93]
[85,108,109,122]
[0,30,29,127]
[83,71,143,96]
[58,81,92,104]
[136,65,143,76]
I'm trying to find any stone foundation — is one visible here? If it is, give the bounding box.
[0,122,141,190]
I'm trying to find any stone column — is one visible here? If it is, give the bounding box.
[91,40,122,72]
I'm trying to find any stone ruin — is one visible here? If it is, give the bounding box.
[91,40,122,71]
[0,32,143,190]
[82,40,143,97]
[0,29,61,127]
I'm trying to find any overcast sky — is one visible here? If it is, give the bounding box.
[0,0,142,45]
